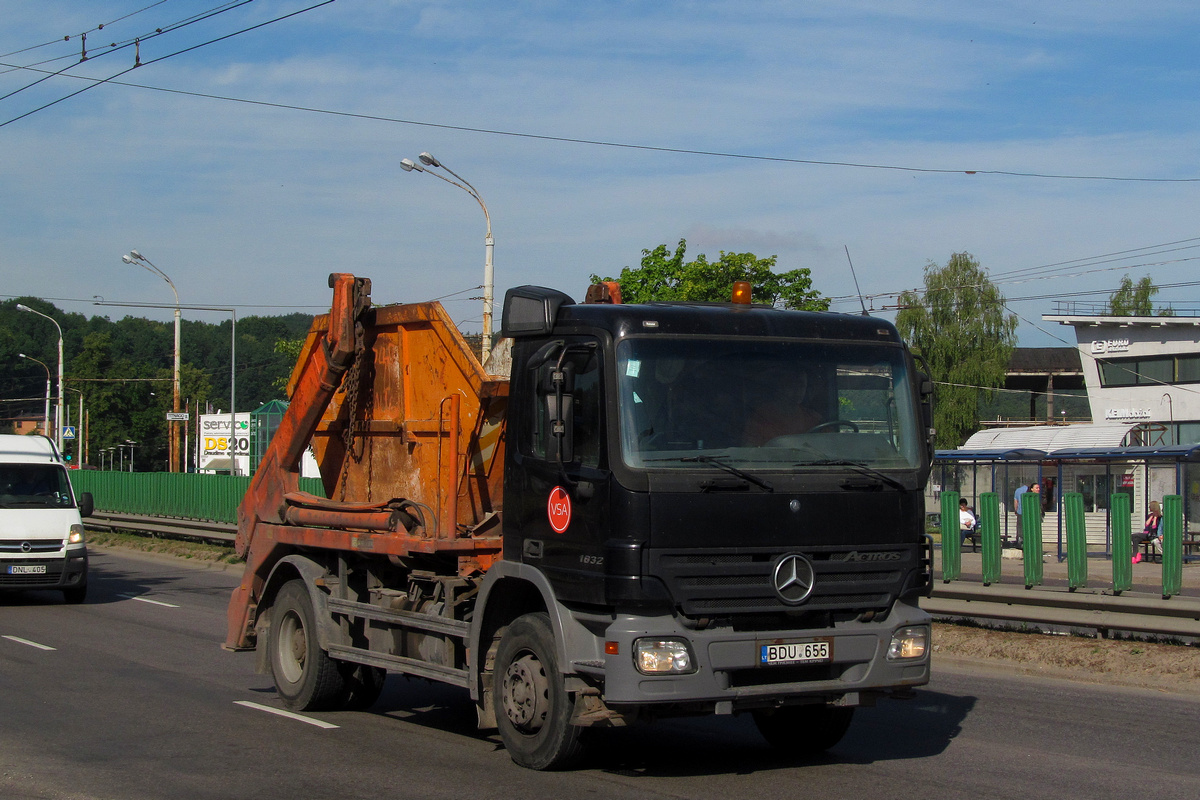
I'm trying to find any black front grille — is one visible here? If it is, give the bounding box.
[0,560,64,585]
[649,545,916,617]
[727,663,843,688]
[0,539,63,554]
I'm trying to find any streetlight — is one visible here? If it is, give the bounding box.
[94,299,237,476]
[126,440,137,473]
[18,353,51,437]
[400,151,495,363]
[123,250,182,473]
[16,304,64,453]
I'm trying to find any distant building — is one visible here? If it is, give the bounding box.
[1043,305,1200,446]
[1000,347,1084,424]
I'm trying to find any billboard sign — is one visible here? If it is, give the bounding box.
[198,413,251,475]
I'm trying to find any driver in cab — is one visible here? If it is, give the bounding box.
[742,366,823,446]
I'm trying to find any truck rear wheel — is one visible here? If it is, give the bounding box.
[269,579,346,711]
[753,704,855,753]
[493,612,583,770]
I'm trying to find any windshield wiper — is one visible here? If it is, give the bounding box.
[794,459,905,491]
[648,454,774,493]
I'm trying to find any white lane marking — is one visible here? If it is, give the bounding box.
[234,701,339,729]
[119,593,180,608]
[2,635,56,651]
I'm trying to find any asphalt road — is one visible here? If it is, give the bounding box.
[2,548,1197,800]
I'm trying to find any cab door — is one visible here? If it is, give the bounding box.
[507,336,612,604]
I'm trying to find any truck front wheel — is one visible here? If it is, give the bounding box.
[493,612,584,770]
[269,579,346,711]
[752,704,855,753]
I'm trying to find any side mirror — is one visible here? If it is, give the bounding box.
[539,362,576,464]
[502,286,574,337]
[78,491,94,518]
[918,372,935,456]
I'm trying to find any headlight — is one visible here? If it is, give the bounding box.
[633,638,696,674]
[68,524,86,545]
[887,626,928,660]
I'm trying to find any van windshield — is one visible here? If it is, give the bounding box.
[0,465,74,509]
[616,337,923,472]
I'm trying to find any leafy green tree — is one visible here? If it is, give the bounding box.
[896,252,1017,449]
[593,239,829,310]
[271,337,306,394]
[1,301,310,470]
[1106,274,1172,316]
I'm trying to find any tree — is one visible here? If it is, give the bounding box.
[1106,274,1172,316]
[592,239,829,310]
[271,337,306,394]
[896,252,1017,449]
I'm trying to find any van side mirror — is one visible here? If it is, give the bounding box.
[78,491,94,518]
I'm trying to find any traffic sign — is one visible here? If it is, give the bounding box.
[166,412,191,421]
[62,425,76,440]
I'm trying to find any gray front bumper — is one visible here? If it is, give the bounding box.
[594,600,930,709]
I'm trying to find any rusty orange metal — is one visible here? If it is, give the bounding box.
[225,274,508,649]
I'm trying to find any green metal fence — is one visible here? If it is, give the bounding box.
[68,471,326,525]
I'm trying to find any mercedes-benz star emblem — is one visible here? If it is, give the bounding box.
[772,553,816,605]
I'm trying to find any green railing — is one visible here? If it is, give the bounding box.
[938,491,1188,598]
[68,471,326,525]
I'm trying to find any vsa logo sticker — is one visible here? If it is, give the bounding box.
[547,486,572,533]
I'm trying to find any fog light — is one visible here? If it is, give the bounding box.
[887,626,928,660]
[633,638,696,674]
[68,524,86,545]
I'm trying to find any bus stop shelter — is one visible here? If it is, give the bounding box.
[934,427,1200,562]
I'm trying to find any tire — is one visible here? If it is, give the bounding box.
[269,580,347,711]
[753,704,855,753]
[339,663,387,710]
[492,612,584,770]
[62,584,87,604]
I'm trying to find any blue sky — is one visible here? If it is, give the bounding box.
[2,1,1199,347]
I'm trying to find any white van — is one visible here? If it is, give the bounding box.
[0,434,93,603]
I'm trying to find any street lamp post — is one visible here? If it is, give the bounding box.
[126,440,137,473]
[16,304,64,453]
[123,251,182,473]
[18,353,51,437]
[94,299,237,476]
[400,152,494,363]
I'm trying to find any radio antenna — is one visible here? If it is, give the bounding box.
[844,245,869,315]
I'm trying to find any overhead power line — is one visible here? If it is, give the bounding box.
[0,1,334,129]
[0,57,1196,183]
[0,0,171,60]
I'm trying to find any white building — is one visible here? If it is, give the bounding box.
[1043,310,1200,445]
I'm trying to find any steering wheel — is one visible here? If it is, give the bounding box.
[807,419,859,434]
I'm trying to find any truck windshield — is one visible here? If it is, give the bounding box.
[616,337,923,472]
[0,465,74,509]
